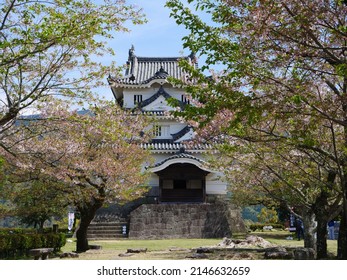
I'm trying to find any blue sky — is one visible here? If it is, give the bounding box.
[98,0,194,100]
[111,1,190,61]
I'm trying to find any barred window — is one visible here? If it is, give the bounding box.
[181,94,190,104]
[134,94,143,105]
[154,125,162,137]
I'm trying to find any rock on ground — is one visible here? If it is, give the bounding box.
[218,235,275,248]
[264,247,293,260]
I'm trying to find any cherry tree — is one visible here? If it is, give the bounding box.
[214,130,341,257]
[4,99,151,252]
[0,0,145,150]
[166,0,347,258]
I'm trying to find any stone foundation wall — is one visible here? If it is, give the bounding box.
[129,203,245,239]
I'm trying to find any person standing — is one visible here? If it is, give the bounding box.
[328,220,335,240]
[295,218,304,241]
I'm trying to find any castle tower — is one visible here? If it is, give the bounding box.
[108,46,228,204]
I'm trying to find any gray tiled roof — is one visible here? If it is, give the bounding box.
[131,110,173,118]
[140,142,212,153]
[108,46,197,87]
[151,153,207,169]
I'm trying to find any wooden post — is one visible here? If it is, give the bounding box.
[53,224,58,233]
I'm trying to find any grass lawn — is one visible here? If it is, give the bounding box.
[62,238,221,252]
[252,230,338,256]
[59,238,223,260]
[57,230,338,260]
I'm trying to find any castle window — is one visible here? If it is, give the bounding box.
[153,125,170,138]
[134,94,143,105]
[154,125,162,137]
[181,95,190,104]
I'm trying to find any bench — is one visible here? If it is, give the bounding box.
[28,248,54,260]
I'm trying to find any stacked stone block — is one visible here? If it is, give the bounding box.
[129,203,245,239]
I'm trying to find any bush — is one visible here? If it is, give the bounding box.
[0,228,37,235]
[257,207,279,224]
[43,233,66,250]
[0,231,66,259]
[249,223,284,232]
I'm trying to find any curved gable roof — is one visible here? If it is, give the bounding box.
[137,86,185,110]
[108,46,197,87]
[148,153,211,173]
[138,86,171,108]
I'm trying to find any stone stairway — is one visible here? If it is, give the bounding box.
[87,220,129,240]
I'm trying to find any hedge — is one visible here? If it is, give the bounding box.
[0,228,57,235]
[0,232,66,259]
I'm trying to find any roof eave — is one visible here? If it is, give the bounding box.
[112,78,174,89]
[148,155,212,173]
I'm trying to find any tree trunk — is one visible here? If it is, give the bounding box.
[75,199,103,252]
[39,220,45,231]
[76,217,92,253]
[312,185,330,259]
[302,210,316,251]
[316,218,328,259]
